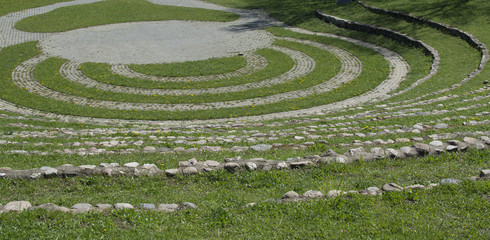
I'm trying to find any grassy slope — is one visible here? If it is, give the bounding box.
[0,0,488,239]
[15,0,238,32]
[0,150,488,239]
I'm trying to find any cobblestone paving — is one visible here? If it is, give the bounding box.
[59,45,316,96]
[2,0,485,127]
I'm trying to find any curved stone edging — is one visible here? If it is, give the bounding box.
[59,45,316,96]
[358,0,488,77]
[1,136,487,180]
[109,52,268,82]
[251,169,490,206]
[356,0,488,99]
[166,136,489,177]
[0,201,196,213]
[314,9,440,99]
[15,38,376,112]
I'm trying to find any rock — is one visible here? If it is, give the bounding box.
[182,167,198,175]
[224,162,240,171]
[180,202,197,210]
[440,178,461,184]
[457,142,469,151]
[141,164,158,170]
[158,204,179,212]
[359,187,382,196]
[335,156,347,163]
[480,169,490,178]
[201,146,222,152]
[463,137,479,145]
[245,162,257,171]
[4,201,31,212]
[429,141,444,147]
[95,204,113,210]
[446,145,459,152]
[276,162,288,169]
[30,172,42,179]
[102,168,113,177]
[282,191,300,199]
[165,169,179,177]
[114,203,134,209]
[139,203,155,210]
[405,184,425,190]
[79,165,96,170]
[30,203,69,212]
[322,149,338,157]
[44,168,58,176]
[382,183,403,192]
[327,190,343,198]
[250,144,273,151]
[395,138,411,143]
[289,161,311,168]
[385,148,400,158]
[348,147,365,160]
[434,123,449,129]
[370,147,385,159]
[413,143,431,156]
[400,146,417,157]
[203,160,220,168]
[71,203,93,212]
[123,162,139,168]
[142,146,156,152]
[303,190,324,199]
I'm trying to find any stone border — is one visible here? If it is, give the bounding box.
[1,136,487,180]
[245,169,490,207]
[167,136,489,177]
[358,0,488,80]
[314,9,440,98]
[0,201,196,214]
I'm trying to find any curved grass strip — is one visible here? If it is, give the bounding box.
[113,52,268,82]
[32,41,336,106]
[60,46,313,98]
[1,36,388,121]
[315,2,481,102]
[128,55,247,77]
[0,0,70,17]
[15,0,238,33]
[81,48,293,90]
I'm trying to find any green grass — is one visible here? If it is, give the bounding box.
[0,150,488,239]
[129,55,247,77]
[0,0,489,238]
[0,0,70,17]
[35,40,339,104]
[3,33,389,120]
[15,0,238,33]
[81,48,294,90]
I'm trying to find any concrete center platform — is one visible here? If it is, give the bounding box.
[38,21,275,64]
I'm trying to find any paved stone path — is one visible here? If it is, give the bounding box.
[14,39,363,111]
[2,0,484,126]
[59,45,317,96]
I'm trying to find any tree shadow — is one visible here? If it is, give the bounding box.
[365,0,489,26]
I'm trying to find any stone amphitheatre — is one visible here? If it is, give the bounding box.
[0,0,488,238]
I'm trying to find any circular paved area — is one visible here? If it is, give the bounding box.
[0,0,421,125]
[39,21,275,64]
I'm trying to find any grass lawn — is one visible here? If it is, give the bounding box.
[0,0,488,239]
